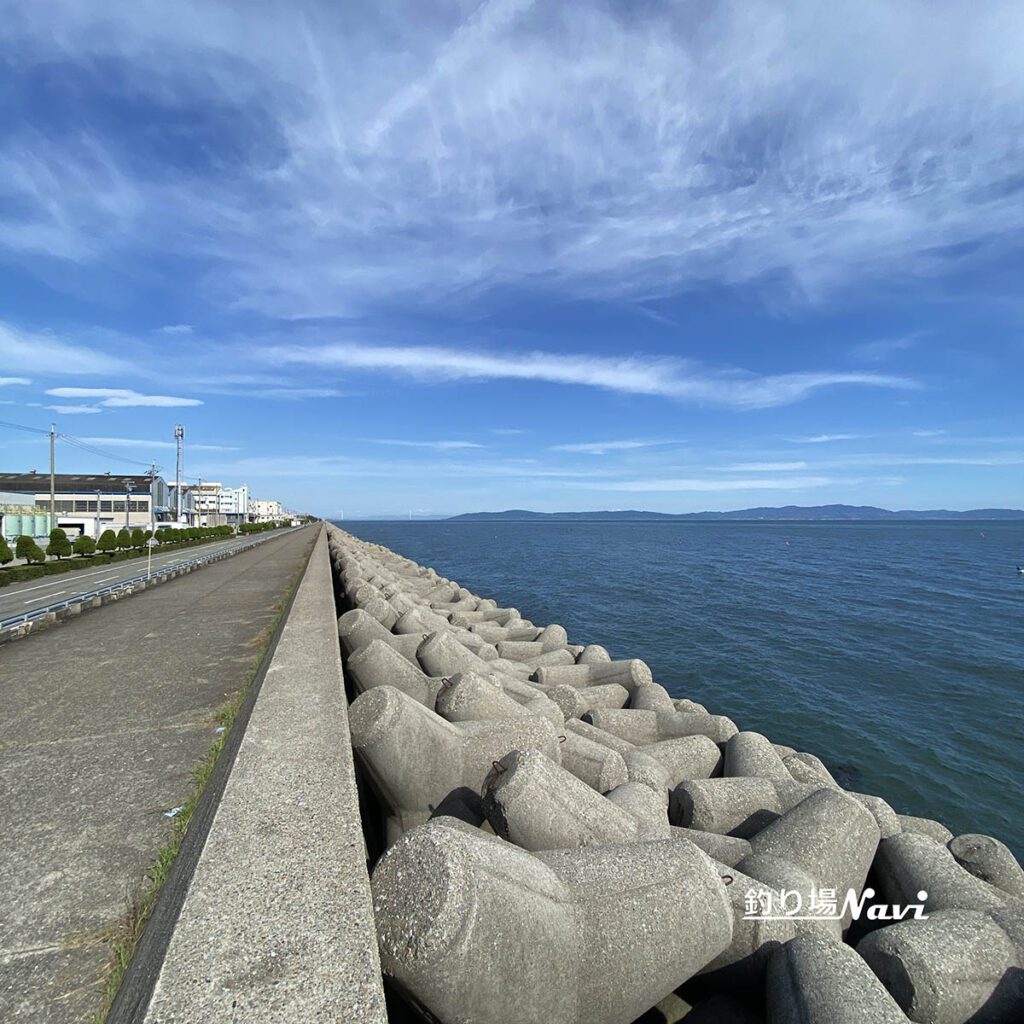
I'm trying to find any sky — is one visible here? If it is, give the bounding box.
[1,0,1022,518]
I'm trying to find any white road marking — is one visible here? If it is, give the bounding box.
[25,590,66,604]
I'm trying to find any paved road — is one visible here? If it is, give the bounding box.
[0,529,294,623]
[0,525,316,1024]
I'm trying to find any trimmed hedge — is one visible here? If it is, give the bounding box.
[0,530,259,589]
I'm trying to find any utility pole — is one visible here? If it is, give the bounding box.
[148,464,156,576]
[174,424,184,522]
[49,423,56,532]
[149,463,156,535]
[125,479,134,530]
[95,489,102,540]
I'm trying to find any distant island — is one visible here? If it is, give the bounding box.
[447,504,1024,522]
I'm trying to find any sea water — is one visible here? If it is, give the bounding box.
[338,520,1024,856]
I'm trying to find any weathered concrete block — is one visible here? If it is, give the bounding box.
[699,860,796,989]
[639,735,722,787]
[724,732,793,785]
[394,606,450,635]
[671,777,783,837]
[657,710,739,744]
[849,792,902,840]
[347,639,442,707]
[417,629,495,677]
[630,683,676,713]
[859,908,1024,1024]
[874,832,1007,914]
[897,814,954,845]
[565,716,636,755]
[948,833,1024,898]
[545,682,630,721]
[349,686,560,837]
[783,751,839,788]
[583,708,659,745]
[606,781,669,832]
[671,828,751,868]
[737,789,880,929]
[576,644,611,664]
[623,751,674,797]
[435,671,533,723]
[372,816,733,1024]
[560,729,630,794]
[768,934,908,1024]
[484,749,648,849]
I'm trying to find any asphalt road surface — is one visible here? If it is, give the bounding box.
[0,528,296,624]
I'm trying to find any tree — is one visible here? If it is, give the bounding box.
[48,527,73,560]
[130,527,147,548]
[23,541,46,564]
[116,527,132,550]
[97,529,118,554]
[16,535,38,560]
[74,535,97,556]
[0,537,12,565]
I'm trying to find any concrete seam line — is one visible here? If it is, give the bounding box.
[104,525,319,1024]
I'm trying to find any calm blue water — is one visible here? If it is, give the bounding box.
[337,520,1024,857]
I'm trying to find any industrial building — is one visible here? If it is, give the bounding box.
[0,472,171,541]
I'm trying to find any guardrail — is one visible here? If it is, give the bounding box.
[0,530,293,632]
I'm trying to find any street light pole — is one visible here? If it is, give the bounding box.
[49,423,56,532]
[125,479,134,530]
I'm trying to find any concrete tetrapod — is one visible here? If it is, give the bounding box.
[736,788,880,931]
[346,639,444,707]
[349,686,561,838]
[948,833,1024,898]
[483,749,659,849]
[371,816,734,1024]
[767,935,909,1024]
[338,607,426,664]
[858,909,1024,1024]
[873,832,1007,914]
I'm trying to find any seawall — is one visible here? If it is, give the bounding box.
[106,521,1023,1023]
[326,522,1024,1024]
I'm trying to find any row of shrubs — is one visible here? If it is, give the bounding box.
[238,521,287,534]
[0,523,287,589]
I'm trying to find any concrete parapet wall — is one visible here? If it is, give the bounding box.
[141,524,387,1021]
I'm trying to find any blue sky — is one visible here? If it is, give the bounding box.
[1,0,1022,517]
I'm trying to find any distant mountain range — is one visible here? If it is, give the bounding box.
[447,504,1024,522]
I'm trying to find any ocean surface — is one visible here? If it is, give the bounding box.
[337,520,1024,856]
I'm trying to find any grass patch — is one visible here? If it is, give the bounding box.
[86,536,314,1023]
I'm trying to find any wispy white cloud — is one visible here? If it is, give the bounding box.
[45,387,202,408]
[850,334,924,363]
[716,461,809,472]
[790,433,868,444]
[0,321,127,375]
[549,439,685,455]
[78,436,238,452]
[158,324,194,335]
[0,376,31,386]
[367,438,486,450]
[262,342,913,410]
[46,404,102,414]
[2,2,1022,316]
[601,476,836,493]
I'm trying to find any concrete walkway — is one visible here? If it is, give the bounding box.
[0,526,316,1023]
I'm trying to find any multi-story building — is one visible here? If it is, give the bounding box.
[249,498,284,522]
[0,472,171,539]
[181,481,249,527]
